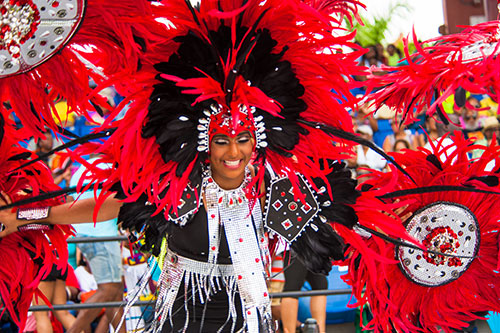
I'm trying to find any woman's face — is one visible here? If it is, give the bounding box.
[209,131,255,190]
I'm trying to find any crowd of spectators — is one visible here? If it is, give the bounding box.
[347,91,500,179]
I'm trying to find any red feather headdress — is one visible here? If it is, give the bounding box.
[364,21,500,124]
[343,133,500,332]
[76,0,367,217]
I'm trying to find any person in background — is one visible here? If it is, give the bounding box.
[471,117,500,161]
[280,252,327,333]
[375,43,388,66]
[355,125,387,171]
[393,139,410,153]
[383,115,424,152]
[33,130,72,186]
[32,262,79,333]
[386,44,402,66]
[67,155,125,333]
[461,96,484,141]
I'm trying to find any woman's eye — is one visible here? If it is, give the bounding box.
[213,139,229,145]
[237,136,250,143]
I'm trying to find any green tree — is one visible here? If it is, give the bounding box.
[347,2,411,47]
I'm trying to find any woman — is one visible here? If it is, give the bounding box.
[0,0,412,331]
[0,116,355,332]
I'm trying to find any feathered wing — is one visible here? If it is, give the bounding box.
[365,21,500,124]
[0,0,167,137]
[0,113,72,329]
[342,133,500,332]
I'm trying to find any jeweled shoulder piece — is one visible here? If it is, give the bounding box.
[396,201,479,287]
[264,174,319,243]
[167,182,201,226]
[0,0,85,77]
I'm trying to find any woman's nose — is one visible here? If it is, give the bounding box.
[227,141,239,157]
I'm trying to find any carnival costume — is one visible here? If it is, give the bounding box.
[0,111,72,328]
[346,18,500,331]
[3,0,500,332]
[365,20,500,124]
[65,0,415,331]
[0,0,166,136]
[342,133,500,332]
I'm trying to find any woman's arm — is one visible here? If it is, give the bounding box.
[0,192,123,237]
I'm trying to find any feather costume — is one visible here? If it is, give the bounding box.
[343,133,500,332]
[0,0,167,137]
[0,112,72,330]
[364,21,500,124]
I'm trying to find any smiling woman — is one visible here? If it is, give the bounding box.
[209,125,255,189]
[0,0,421,332]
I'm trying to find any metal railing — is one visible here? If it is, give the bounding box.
[28,236,353,312]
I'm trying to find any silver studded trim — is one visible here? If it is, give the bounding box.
[396,201,480,287]
[196,104,268,152]
[196,104,220,152]
[17,206,50,220]
[246,105,268,149]
[445,29,500,64]
[0,0,85,77]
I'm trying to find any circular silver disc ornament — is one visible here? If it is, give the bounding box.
[396,201,480,287]
[0,0,86,78]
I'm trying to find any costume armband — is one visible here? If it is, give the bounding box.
[16,207,52,231]
[17,207,50,221]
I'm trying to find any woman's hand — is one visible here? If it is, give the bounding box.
[0,191,21,237]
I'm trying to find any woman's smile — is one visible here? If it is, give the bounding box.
[209,131,255,190]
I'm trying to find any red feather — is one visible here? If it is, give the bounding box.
[343,132,500,332]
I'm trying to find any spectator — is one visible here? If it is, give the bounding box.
[383,116,424,152]
[472,117,500,161]
[375,43,388,65]
[33,130,72,186]
[74,257,109,333]
[353,98,378,135]
[354,125,387,171]
[393,139,410,153]
[32,263,78,333]
[372,104,396,148]
[386,44,402,66]
[67,155,125,333]
[461,97,484,141]
[281,252,327,333]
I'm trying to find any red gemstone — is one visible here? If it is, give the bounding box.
[186,193,191,199]
[281,192,286,197]
[229,198,234,205]
[52,1,59,7]
[255,258,260,263]
[211,246,216,251]
[285,222,290,227]
[297,216,302,222]
[211,214,215,219]
[238,275,243,280]
[247,311,251,315]
[239,238,243,242]
[264,292,268,297]
[218,197,223,204]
